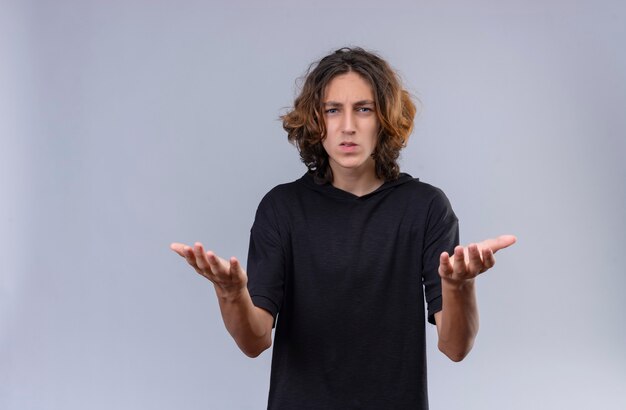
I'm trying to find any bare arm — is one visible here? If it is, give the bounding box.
[171,242,274,358]
[434,235,516,362]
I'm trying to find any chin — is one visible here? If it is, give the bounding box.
[333,159,372,171]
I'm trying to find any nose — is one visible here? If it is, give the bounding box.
[340,111,356,135]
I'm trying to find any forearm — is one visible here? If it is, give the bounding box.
[215,286,272,358]
[437,279,479,362]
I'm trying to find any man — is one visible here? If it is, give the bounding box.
[171,47,516,409]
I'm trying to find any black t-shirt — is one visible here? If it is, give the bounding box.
[247,172,459,410]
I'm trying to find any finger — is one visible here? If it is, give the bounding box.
[439,252,453,276]
[182,245,199,268]
[193,242,211,271]
[482,248,495,271]
[229,257,240,275]
[230,257,247,282]
[170,242,188,257]
[453,246,466,273]
[206,251,228,276]
[467,243,483,274]
[479,235,517,253]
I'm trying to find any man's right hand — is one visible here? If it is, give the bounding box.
[170,241,273,357]
[170,242,248,300]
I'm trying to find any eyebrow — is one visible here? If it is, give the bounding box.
[323,100,375,107]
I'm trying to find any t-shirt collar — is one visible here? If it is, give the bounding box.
[300,171,415,200]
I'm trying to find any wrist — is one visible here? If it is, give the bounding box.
[214,285,248,303]
[441,277,476,293]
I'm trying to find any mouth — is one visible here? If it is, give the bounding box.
[339,141,358,152]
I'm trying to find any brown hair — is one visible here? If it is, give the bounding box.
[281,47,417,183]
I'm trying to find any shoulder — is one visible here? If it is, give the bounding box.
[257,175,307,208]
[393,174,453,205]
[252,174,310,227]
[391,175,457,227]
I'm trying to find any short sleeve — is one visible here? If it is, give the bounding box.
[422,189,459,325]
[246,194,286,325]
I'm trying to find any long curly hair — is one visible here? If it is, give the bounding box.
[282,47,417,183]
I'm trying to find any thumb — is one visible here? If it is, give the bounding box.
[481,235,517,254]
[170,242,186,257]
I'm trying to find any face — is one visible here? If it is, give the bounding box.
[321,71,380,177]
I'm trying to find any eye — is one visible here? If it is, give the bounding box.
[325,108,339,114]
[357,107,373,113]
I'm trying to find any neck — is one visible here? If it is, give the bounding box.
[329,163,384,197]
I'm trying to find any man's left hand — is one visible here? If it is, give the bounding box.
[438,235,517,285]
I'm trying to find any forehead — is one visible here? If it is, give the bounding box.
[323,71,374,101]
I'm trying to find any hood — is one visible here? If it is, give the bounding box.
[299,171,415,201]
